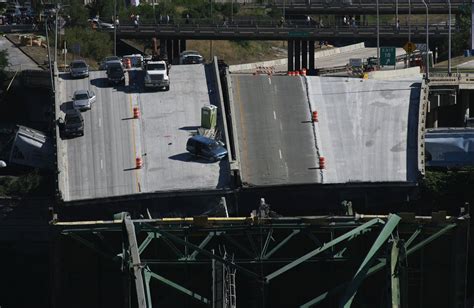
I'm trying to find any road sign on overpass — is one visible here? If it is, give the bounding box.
[380,47,396,66]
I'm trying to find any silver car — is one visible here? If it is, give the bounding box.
[73,89,96,111]
[70,60,89,78]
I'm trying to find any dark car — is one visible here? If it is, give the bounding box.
[99,56,121,70]
[70,60,89,78]
[59,109,84,138]
[186,135,227,161]
[106,60,125,85]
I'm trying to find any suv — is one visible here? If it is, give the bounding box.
[144,60,169,90]
[59,109,84,138]
[186,135,227,161]
[106,60,125,85]
[70,60,89,78]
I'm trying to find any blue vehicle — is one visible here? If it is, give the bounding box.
[186,135,227,161]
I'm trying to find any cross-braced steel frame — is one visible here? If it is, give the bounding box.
[52,212,469,308]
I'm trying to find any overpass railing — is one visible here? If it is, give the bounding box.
[268,0,468,9]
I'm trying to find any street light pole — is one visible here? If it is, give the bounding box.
[55,7,59,63]
[114,0,117,56]
[421,0,429,79]
[447,0,452,75]
[376,0,380,69]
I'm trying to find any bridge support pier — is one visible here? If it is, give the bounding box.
[301,40,308,70]
[180,40,186,53]
[166,39,173,62]
[309,41,315,75]
[294,40,301,71]
[287,40,316,74]
[173,39,180,60]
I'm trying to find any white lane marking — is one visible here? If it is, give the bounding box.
[268,78,272,85]
[98,117,102,127]
[280,122,283,131]
[100,159,104,169]
[279,149,282,159]
[273,111,277,120]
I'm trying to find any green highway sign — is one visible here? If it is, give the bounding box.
[380,47,396,66]
[289,31,309,37]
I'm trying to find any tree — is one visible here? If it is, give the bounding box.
[452,3,472,55]
[65,0,89,27]
[0,49,8,72]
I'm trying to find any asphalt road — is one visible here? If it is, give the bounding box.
[231,74,321,186]
[57,70,138,202]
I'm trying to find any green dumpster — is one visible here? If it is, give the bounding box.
[201,105,218,129]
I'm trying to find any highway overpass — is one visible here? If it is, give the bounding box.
[271,0,469,14]
[54,58,424,203]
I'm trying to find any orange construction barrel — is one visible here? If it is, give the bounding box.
[136,157,143,169]
[312,111,318,122]
[319,157,326,169]
[133,107,140,119]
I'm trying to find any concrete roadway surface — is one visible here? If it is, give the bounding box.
[307,76,421,183]
[231,74,321,186]
[0,36,40,71]
[57,65,228,202]
[57,71,138,202]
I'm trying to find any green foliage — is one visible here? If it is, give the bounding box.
[452,4,472,55]
[267,6,282,19]
[233,40,251,49]
[65,0,89,27]
[420,168,474,208]
[64,27,112,61]
[0,49,9,72]
[0,171,42,197]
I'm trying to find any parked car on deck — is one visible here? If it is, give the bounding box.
[73,89,96,111]
[70,60,89,78]
[60,109,84,138]
[186,135,227,162]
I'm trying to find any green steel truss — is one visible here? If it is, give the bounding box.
[54,212,468,308]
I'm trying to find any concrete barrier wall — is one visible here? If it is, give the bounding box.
[229,42,365,72]
[367,66,422,80]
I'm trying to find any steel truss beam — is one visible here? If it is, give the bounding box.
[265,218,383,282]
[145,267,210,305]
[301,223,458,307]
[56,214,465,308]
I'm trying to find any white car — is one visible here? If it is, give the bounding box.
[179,50,204,64]
[73,89,96,111]
[89,18,114,29]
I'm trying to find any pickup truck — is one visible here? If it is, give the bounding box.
[144,60,170,91]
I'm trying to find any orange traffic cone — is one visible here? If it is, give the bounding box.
[319,157,326,169]
[136,157,143,169]
[133,107,140,119]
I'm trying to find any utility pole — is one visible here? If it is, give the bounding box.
[55,5,59,63]
[114,0,117,56]
[421,0,429,79]
[447,0,452,75]
[376,0,380,69]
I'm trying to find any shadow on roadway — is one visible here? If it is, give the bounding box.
[59,73,88,81]
[179,126,200,131]
[169,152,218,164]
